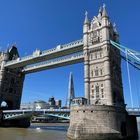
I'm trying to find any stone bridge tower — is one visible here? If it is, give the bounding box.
[0,46,25,109]
[68,5,138,140]
[83,5,124,107]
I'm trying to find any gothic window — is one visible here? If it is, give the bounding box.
[100,52,103,58]
[95,68,99,76]
[92,89,95,98]
[91,70,93,77]
[91,54,93,60]
[100,69,103,75]
[101,89,104,98]
[95,86,100,99]
[93,31,97,38]
[95,52,97,59]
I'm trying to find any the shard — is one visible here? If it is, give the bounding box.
[66,72,75,108]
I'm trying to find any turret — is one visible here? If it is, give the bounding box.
[83,11,89,46]
[97,6,102,19]
[83,11,90,104]
[83,11,89,33]
[113,23,119,42]
[102,4,108,18]
[101,4,110,41]
[0,52,8,70]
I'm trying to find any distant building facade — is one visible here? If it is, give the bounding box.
[33,100,47,109]
[20,97,62,109]
[20,102,34,109]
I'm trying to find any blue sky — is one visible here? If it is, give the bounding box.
[0,0,139,107]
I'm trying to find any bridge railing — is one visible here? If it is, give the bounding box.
[42,39,83,54]
[3,108,70,114]
[126,108,140,111]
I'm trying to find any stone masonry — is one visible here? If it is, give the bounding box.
[83,5,124,106]
[0,46,25,109]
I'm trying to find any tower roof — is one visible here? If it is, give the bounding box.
[97,6,102,19]
[102,4,108,17]
[84,11,89,24]
[99,6,102,13]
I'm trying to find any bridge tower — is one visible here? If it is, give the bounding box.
[68,5,138,140]
[83,6,124,106]
[0,46,25,109]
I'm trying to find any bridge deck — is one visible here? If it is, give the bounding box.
[2,108,140,121]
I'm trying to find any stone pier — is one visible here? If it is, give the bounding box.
[67,105,138,140]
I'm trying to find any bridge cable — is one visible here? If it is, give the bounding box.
[110,40,140,108]
[125,49,134,108]
[121,55,140,71]
[110,40,140,65]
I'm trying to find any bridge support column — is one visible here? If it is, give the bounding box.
[0,47,25,109]
[67,105,138,140]
[0,68,25,109]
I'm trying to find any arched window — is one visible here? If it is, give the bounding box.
[101,89,104,98]
[91,70,93,77]
[95,69,99,76]
[100,69,103,75]
[91,54,93,60]
[95,86,99,99]
[92,89,94,98]
[95,52,97,59]
[100,52,103,58]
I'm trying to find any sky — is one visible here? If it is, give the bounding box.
[0,0,139,107]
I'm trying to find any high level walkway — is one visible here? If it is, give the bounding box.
[4,39,83,69]
[22,53,84,74]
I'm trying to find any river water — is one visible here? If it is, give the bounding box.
[0,122,140,140]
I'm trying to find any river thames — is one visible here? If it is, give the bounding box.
[0,122,140,140]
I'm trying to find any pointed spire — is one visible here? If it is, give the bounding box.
[66,72,75,108]
[98,6,102,18]
[102,3,108,17]
[113,22,118,34]
[84,11,89,24]
[99,6,102,14]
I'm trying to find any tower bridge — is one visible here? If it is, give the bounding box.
[0,4,139,140]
